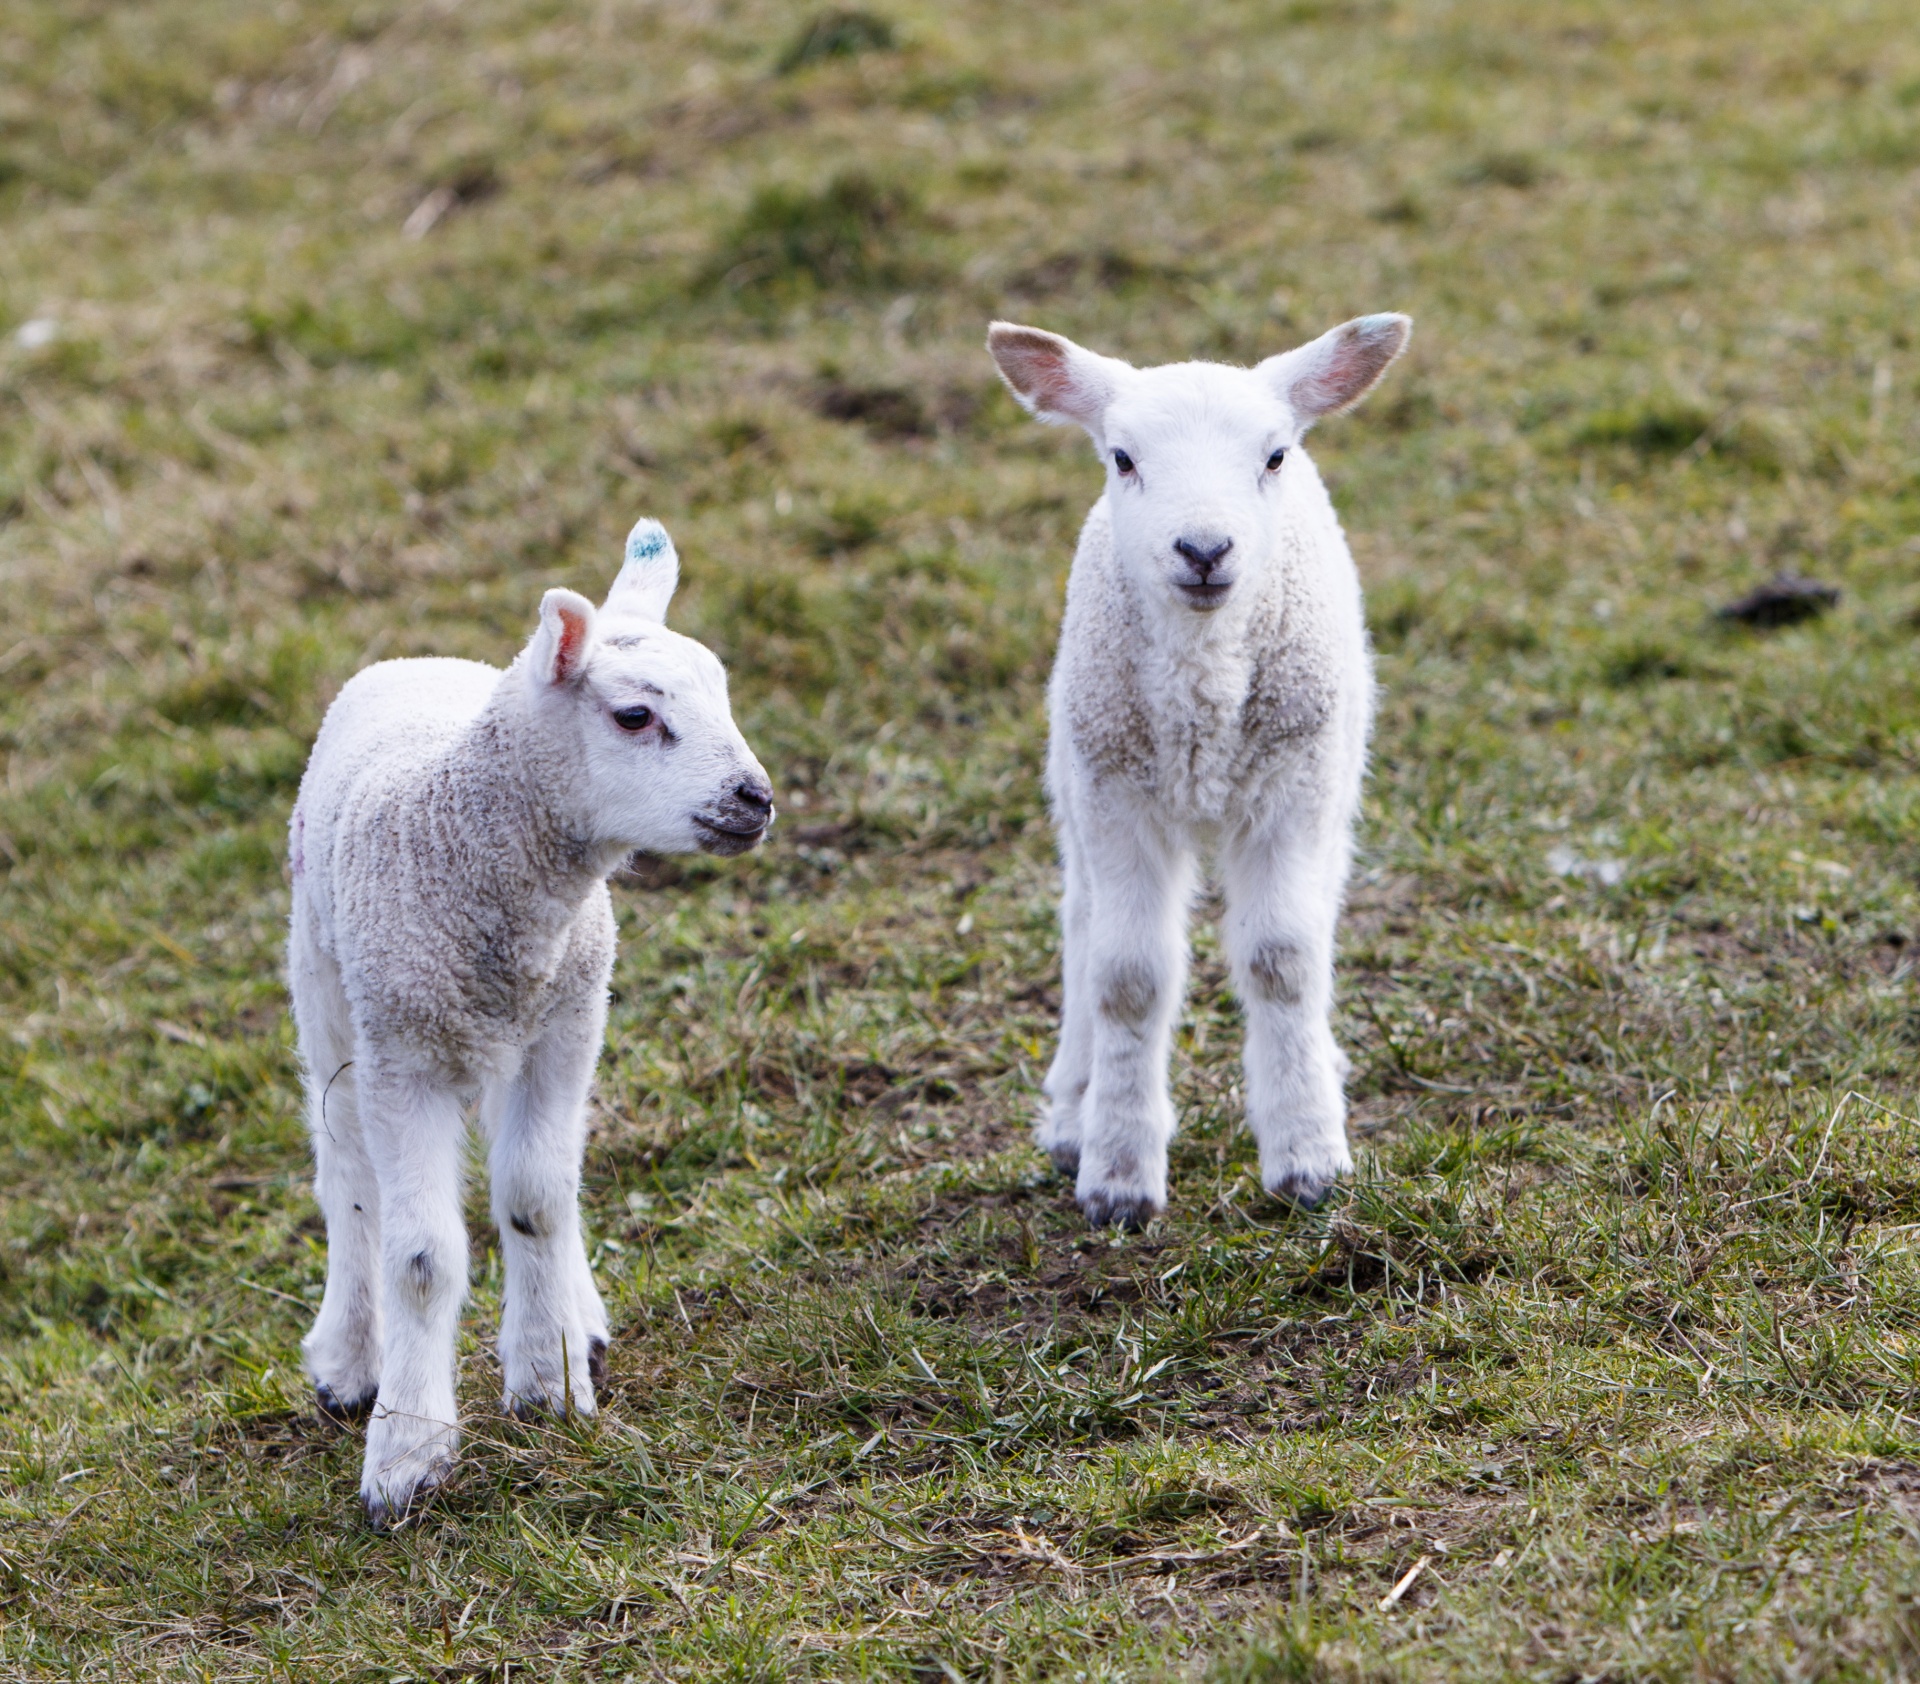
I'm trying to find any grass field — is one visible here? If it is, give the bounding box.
[5,0,1920,1676]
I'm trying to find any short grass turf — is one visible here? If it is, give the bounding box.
[4,0,1920,1677]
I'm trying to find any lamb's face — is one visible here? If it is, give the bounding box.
[987,312,1412,618]
[521,520,773,858]
[1099,367,1295,614]
[574,621,774,857]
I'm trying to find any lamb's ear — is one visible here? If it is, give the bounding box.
[604,518,680,623]
[529,588,597,688]
[1260,313,1412,424]
[987,322,1127,434]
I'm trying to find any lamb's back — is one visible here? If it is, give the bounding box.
[308,659,501,793]
[292,658,502,921]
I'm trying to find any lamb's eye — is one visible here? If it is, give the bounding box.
[612,705,655,732]
[1265,448,1287,473]
[1112,449,1136,475]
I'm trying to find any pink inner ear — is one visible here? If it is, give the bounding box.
[1295,330,1398,416]
[1021,349,1075,411]
[553,608,589,683]
[997,334,1075,410]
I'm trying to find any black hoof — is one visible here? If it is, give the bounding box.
[1047,1143,1081,1178]
[1271,1174,1336,1211]
[363,1479,442,1532]
[588,1337,608,1390]
[316,1383,376,1426]
[1079,1191,1163,1232]
[506,1383,593,1422]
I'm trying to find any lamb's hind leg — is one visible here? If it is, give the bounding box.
[1037,792,1095,1177]
[290,918,382,1421]
[1074,803,1193,1229]
[485,999,609,1418]
[1221,827,1354,1210]
[357,1069,469,1528]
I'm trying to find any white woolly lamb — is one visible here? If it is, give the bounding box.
[987,313,1412,1228]
[287,519,772,1525]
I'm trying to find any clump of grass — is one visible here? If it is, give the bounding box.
[1455,150,1547,188]
[812,377,931,437]
[1365,579,1426,651]
[703,170,925,296]
[898,68,1000,116]
[776,8,896,74]
[1369,190,1424,223]
[1573,398,1715,454]
[803,495,887,555]
[1594,637,1691,688]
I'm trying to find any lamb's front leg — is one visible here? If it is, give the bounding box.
[357,1071,469,1527]
[1075,804,1194,1229]
[1221,828,1354,1209]
[485,999,609,1418]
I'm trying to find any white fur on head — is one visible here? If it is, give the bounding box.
[604,518,680,624]
[531,588,596,688]
[986,322,1131,437]
[1259,314,1412,424]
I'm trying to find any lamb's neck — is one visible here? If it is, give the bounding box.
[441,692,618,910]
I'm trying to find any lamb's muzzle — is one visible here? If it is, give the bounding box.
[695,773,776,854]
[1171,532,1235,606]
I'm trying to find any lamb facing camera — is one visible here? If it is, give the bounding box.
[987,313,1412,1228]
[287,518,772,1526]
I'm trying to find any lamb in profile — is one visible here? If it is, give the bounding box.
[287,519,772,1525]
[987,313,1411,1228]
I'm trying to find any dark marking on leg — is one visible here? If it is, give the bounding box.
[1247,940,1308,1005]
[316,1383,376,1426]
[1270,1171,1339,1211]
[1043,1081,1086,1177]
[406,1250,435,1297]
[1079,1188,1164,1231]
[509,1211,539,1238]
[1097,959,1160,1027]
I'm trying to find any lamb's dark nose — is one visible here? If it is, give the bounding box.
[1173,535,1234,579]
[734,776,774,820]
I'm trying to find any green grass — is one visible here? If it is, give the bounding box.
[4,0,1920,1675]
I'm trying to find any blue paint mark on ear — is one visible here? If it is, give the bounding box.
[608,517,681,622]
[626,518,672,565]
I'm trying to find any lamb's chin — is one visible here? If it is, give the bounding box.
[1173,582,1233,611]
[693,820,765,857]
